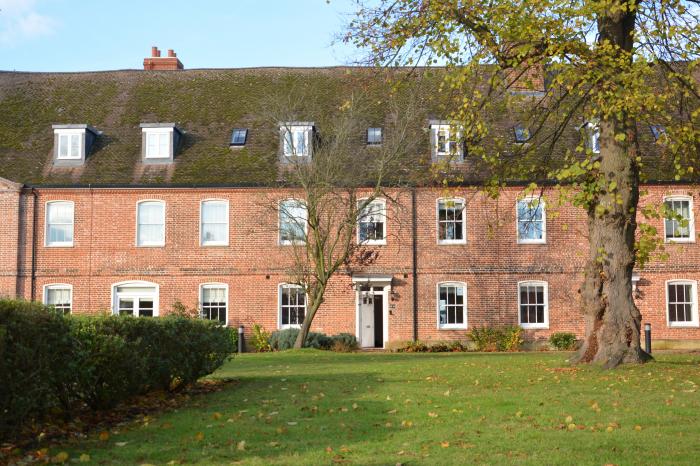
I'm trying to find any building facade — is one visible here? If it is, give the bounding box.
[1,57,699,349]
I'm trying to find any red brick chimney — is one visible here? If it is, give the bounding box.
[143,46,183,71]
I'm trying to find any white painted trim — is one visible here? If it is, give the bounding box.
[42,283,73,314]
[516,196,547,244]
[281,124,312,157]
[199,282,229,326]
[110,280,160,317]
[44,200,75,247]
[200,199,230,246]
[665,279,700,328]
[663,195,695,244]
[142,127,173,159]
[136,199,166,247]
[54,129,84,160]
[436,197,467,245]
[278,198,307,246]
[357,198,387,246]
[517,280,549,329]
[278,283,306,329]
[436,281,468,330]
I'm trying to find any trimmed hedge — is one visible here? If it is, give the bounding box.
[0,299,235,439]
[549,332,578,350]
[268,328,358,351]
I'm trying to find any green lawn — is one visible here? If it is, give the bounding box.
[59,350,700,465]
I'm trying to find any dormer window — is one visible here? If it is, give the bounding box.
[513,124,531,143]
[367,127,382,145]
[280,123,313,158]
[429,121,464,161]
[230,128,248,147]
[584,122,600,153]
[650,124,666,141]
[140,123,183,163]
[52,124,99,166]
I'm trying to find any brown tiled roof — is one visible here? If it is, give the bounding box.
[0,67,681,187]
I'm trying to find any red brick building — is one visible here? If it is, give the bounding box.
[1,58,699,349]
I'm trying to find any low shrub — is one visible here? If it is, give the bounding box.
[395,340,468,353]
[0,299,235,440]
[395,341,429,352]
[468,325,524,352]
[252,324,272,352]
[330,333,358,352]
[549,332,578,350]
[268,329,354,351]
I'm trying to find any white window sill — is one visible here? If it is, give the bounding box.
[201,242,229,247]
[438,240,467,245]
[56,156,81,160]
[145,155,170,159]
[520,323,549,330]
[45,243,74,248]
[359,240,387,246]
[137,243,165,248]
[668,322,700,328]
[517,239,547,245]
[279,241,306,246]
[279,324,302,330]
[438,324,467,330]
[664,238,695,244]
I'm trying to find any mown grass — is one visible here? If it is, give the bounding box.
[58,350,700,465]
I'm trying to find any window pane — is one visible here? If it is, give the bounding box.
[59,135,68,157]
[70,134,80,157]
[159,133,168,156]
[139,299,154,317]
[119,298,134,316]
[47,202,74,245]
[138,202,164,245]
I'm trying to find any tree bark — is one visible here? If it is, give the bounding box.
[572,6,652,368]
[293,286,324,348]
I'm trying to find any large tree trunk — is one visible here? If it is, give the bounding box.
[294,288,324,349]
[572,3,652,368]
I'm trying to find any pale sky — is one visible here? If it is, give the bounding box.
[0,0,360,71]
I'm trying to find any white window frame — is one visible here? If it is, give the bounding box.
[143,128,172,159]
[282,125,311,157]
[45,200,75,247]
[357,198,387,245]
[55,129,83,160]
[436,282,468,330]
[199,282,229,326]
[278,283,307,329]
[436,197,467,245]
[110,280,160,317]
[517,280,549,329]
[663,195,695,243]
[665,279,699,328]
[200,199,229,246]
[278,198,308,246]
[516,196,547,244]
[43,283,73,314]
[431,124,462,159]
[136,200,166,247]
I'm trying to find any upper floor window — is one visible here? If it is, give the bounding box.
[664,196,694,243]
[517,197,546,244]
[518,281,548,328]
[230,128,248,147]
[45,201,74,247]
[367,127,382,145]
[430,124,463,160]
[358,199,386,245]
[113,281,158,317]
[280,284,306,328]
[52,125,98,165]
[650,124,666,141]
[437,282,467,329]
[200,283,228,325]
[200,200,229,246]
[437,198,466,244]
[137,200,165,247]
[44,284,72,315]
[145,130,171,159]
[585,122,600,153]
[281,124,312,157]
[666,280,699,327]
[279,199,307,245]
[513,124,531,143]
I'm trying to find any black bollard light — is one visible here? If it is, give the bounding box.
[644,323,652,354]
[238,325,245,354]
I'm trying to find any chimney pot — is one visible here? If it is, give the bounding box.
[143,46,183,70]
[168,49,175,57]
[151,46,158,57]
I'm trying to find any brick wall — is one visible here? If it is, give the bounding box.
[3,184,700,345]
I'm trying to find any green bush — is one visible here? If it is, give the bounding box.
[330,333,358,352]
[468,325,524,352]
[0,299,235,439]
[549,332,578,350]
[252,324,272,352]
[268,329,351,351]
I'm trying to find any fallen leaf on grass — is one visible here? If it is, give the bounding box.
[51,451,69,463]
[115,442,128,447]
[237,440,246,451]
[428,412,438,418]
[195,432,205,441]
[79,454,90,463]
[440,441,450,448]
[98,431,110,441]
[634,425,642,431]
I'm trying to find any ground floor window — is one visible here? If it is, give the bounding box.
[44,284,72,314]
[518,281,548,328]
[280,284,306,328]
[200,283,228,325]
[667,280,699,327]
[437,282,466,329]
[113,281,158,317]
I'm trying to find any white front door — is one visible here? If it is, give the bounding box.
[360,291,375,348]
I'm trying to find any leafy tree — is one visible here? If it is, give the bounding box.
[347,0,700,367]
